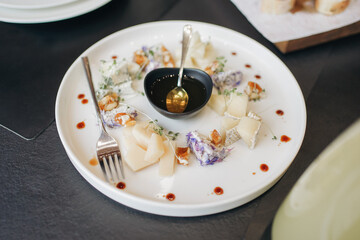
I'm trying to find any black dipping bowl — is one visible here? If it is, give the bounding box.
[144,68,213,119]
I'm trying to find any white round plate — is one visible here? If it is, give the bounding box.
[0,0,110,24]
[0,0,77,10]
[55,21,307,217]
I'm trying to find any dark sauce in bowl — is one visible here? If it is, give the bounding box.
[149,74,207,112]
[144,68,213,119]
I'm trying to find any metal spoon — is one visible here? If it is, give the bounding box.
[166,24,192,113]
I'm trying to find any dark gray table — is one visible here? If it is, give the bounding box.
[1,0,359,239]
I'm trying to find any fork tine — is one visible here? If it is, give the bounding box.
[114,153,125,180]
[108,155,119,183]
[103,156,114,183]
[98,156,109,182]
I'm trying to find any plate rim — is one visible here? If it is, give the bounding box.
[55,20,307,216]
[0,0,77,10]
[0,0,111,24]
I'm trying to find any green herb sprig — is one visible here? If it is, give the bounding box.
[148,119,180,140]
[215,56,227,73]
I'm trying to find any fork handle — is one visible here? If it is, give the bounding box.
[82,56,107,132]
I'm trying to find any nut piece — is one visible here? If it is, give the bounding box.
[114,112,136,127]
[133,49,149,67]
[209,129,222,146]
[98,93,118,111]
[176,147,190,166]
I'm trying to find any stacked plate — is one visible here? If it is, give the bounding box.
[0,0,111,24]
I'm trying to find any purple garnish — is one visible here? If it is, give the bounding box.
[186,131,231,166]
[212,70,242,91]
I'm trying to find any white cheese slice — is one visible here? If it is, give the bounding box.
[144,133,165,163]
[132,122,152,150]
[226,94,248,118]
[120,126,136,150]
[207,89,228,116]
[221,117,240,130]
[119,126,155,172]
[159,141,176,177]
[123,144,155,172]
[236,116,261,149]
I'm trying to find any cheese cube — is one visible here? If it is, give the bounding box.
[236,116,261,149]
[144,133,165,163]
[132,122,152,150]
[207,89,228,115]
[119,127,156,171]
[226,94,248,118]
[221,117,240,130]
[121,126,136,150]
[123,144,156,172]
[159,141,176,177]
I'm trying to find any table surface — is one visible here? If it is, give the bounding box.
[1,0,359,239]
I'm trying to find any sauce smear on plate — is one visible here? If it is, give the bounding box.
[276,110,284,116]
[260,164,269,172]
[281,135,291,142]
[166,193,176,201]
[116,182,126,190]
[214,187,224,195]
[76,121,85,129]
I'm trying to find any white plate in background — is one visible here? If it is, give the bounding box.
[55,21,306,216]
[0,0,77,9]
[0,0,111,24]
[272,119,360,240]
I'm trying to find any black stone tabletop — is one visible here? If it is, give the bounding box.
[1,0,359,239]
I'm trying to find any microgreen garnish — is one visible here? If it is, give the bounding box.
[148,120,179,140]
[223,88,237,96]
[99,77,114,90]
[166,131,180,141]
[136,72,142,80]
[215,56,227,73]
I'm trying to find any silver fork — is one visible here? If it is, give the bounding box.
[82,56,125,183]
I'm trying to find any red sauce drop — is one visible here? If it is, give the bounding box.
[252,172,256,175]
[255,75,261,79]
[76,121,85,129]
[81,99,88,104]
[245,64,251,68]
[166,193,175,201]
[78,94,85,99]
[231,51,237,56]
[112,55,118,59]
[214,187,224,195]
[89,158,98,166]
[281,135,291,142]
[260,164,269,172]
[276,110,284,116]
[116,182,126,190]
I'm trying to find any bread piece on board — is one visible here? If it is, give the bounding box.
[315,0,350,15]
[261,0,296,14]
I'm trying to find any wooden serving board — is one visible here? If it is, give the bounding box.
[274,21,360,53]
